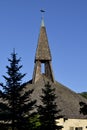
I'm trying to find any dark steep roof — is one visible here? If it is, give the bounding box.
[24,75,87,119]
[35,20,51,61]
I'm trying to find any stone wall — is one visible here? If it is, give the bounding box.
[56,118,87,130]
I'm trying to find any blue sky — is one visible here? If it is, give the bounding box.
[0,0,87,93]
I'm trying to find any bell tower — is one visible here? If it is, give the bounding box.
[32,18,55,83]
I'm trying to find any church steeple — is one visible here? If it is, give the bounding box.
[32,18,54,83]
[35,18,52,61]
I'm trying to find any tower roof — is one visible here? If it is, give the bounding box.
[33,18,54,83]
[35,18,52,61]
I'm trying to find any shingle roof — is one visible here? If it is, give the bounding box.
[35,24,52,61]
[25,75,87,119]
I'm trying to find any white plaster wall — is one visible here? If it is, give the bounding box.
[56,118,87,130]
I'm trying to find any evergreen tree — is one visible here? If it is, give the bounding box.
[37,82,63,130]
[80,102,87,115]
[0,50,36,130]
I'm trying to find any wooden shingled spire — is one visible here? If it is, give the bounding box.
[32,18,55,83]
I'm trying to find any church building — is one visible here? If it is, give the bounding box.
[25,17,87,130]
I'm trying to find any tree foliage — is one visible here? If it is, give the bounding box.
[79,92,87,116]
[37,82,63,130]
[80,92,87,99]
[80,102,87,115]
[0,50,36,130]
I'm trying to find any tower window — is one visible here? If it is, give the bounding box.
[41,63,45,74]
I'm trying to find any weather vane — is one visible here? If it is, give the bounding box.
[40,9,45,18]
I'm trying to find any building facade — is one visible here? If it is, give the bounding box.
[57,118,87,130]
[25,18,87,130]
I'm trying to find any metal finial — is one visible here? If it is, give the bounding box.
[40,9,45,27]
[40,9,45,18]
